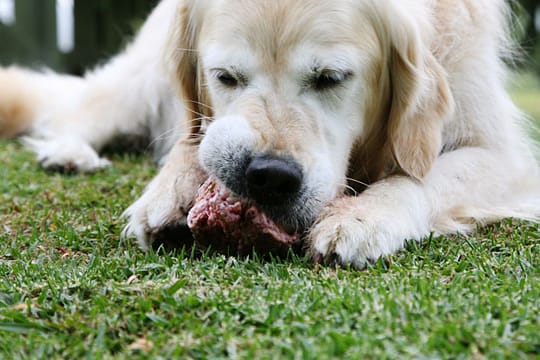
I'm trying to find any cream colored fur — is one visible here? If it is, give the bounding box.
[0,0,183,170]
[1,0,539,268]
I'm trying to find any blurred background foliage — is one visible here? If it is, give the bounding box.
[514,0,540,75]
[0,0,538,75]
[0,0,159,74]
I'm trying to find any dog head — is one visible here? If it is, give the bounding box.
[166,0,453,233]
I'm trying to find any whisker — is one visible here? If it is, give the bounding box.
[339,183,358,196]
[345,177,371,189]
[184,107,208,119]
[146,126,182,150]
[146,119,210,150]
[173,48,200,54]
[186,100,215,111]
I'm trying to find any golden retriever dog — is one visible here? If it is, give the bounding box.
[1,0,539,268]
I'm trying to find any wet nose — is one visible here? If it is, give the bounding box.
[245,155,302,205]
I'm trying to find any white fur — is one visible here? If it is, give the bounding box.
[21,136,111,172]
[128,0,540,267]
[2,0,539,268]
[5,0,184,172]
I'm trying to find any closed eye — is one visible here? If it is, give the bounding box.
[212,68,246,88]
[309,69,353,91]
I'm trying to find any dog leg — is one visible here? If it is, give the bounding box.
[0,67,112,172]
[309,147,540,268]
[9,0,180,172]
[122,139,207,250]
[21,136,111,173]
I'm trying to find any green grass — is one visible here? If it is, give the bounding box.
[1,76,539,359]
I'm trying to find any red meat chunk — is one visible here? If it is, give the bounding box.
[187,177,301,256]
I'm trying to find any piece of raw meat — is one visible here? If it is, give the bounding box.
[187,177,302,257]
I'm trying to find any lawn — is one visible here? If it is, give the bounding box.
[0,76,539,359]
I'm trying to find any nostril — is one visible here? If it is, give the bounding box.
[247,167,300,193]
[245,155,303,204]
[248,171,268,189]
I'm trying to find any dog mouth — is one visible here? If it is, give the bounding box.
[187,176,305,256]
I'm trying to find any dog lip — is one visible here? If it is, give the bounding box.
[253,195,310,233]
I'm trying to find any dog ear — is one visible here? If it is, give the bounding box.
[382,4,454,179]
[165,1,211,139]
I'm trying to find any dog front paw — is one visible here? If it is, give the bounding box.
[122,143,207,251]
[122,175,196,251]
[308,196,428,269]
[21,136,111,173]
[122,197,194,253]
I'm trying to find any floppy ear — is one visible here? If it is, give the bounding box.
[383,3,454,179]
[165,0,212,140]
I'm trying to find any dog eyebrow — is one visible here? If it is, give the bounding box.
[310,66,354,77]
[306,55,356,76]
[303,66,354,88]
[209,67,249,83]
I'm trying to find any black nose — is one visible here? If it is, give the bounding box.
[245,155,303,205]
